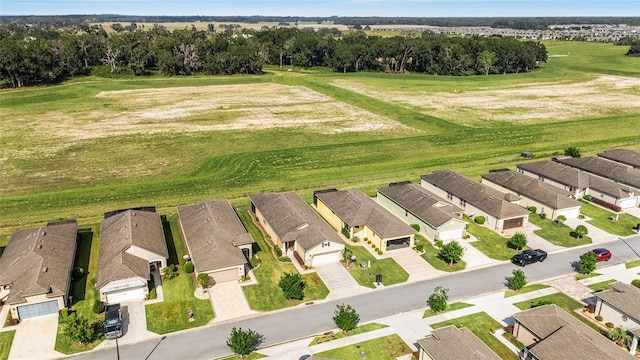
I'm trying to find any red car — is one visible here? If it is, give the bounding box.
[590,248,612,262]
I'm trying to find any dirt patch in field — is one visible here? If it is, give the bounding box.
[41,83,414,140]
[332,75,640,126]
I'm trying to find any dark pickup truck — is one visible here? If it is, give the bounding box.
[104,304,123,339]
[511,249,547,267]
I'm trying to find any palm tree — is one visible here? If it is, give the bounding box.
[608,326,631,348]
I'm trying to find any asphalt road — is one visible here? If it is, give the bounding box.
[69,235,640,360]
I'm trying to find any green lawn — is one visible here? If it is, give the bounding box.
[220,352,267,360]
[314,334,411,359]
[145,215,214,334]
[423,302,474,318]
[528,215,592,247]
[309,323,388,345]
[419,236,466,272]
[0,331,15,360]
[626,260,640,269]
[576,272,601,280]
[240,210,329,312]
[504,283,550,298]
[346,245,408,288]
[465,218,515,260]
[587,279,616,292]
[431,312,519,360]
[579,201,639,236]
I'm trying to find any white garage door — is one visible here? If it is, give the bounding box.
[311,251,340,266]
[437,228,463,241]
[17,300,59,319]
[620,197,639,209]
[209,268,239,284]
[557,207,581,220]
[105,287,146,304]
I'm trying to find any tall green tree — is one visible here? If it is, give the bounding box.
[579,251,597,274]
[574,225,588,239]
[333,304,360,333]
[226,327,260,358]
[508,232,528,252]
[278,272,305,300]
[438,241,464,266]
[477,50,496,75]
[508,269,527,291]
[428,286,449,312]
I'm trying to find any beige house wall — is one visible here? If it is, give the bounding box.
[517,168,586,197]
[126,245,167,268]
[253,207,283,249]
[596,300,640,330]
[315,200,344,233]
[513,321,538,347]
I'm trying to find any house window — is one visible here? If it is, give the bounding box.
[447,192,453,200]
[322,241,330,247]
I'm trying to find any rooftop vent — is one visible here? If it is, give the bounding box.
[37,244,42,249]
[42,267,48,272]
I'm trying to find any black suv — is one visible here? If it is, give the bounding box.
[511,249,547,267]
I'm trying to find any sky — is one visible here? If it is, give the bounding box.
[1,0,639,17]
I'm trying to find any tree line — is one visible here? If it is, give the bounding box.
[0,23,548,88]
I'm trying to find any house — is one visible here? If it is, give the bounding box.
[377,183,467,242]
[421,170,529,231]
[417,325,501,360]
[97,208,169,304]
[481,169,582,220]
[249,192,345,267]
[598,149,640,169]
[314,189,417,253]
[512,304,635,360]
[0,221,78,320]
[517,161,639,209]
[594,282,640,355]
[554,156,640,194]
[177,199,254,285]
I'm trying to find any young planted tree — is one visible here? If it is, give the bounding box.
[333,303,360,333]
[64,314,99,344]
[438,241,464,266]
[574,225,588,239]
[555,215,567,224]
[428,286,449,313]
[508,232,528,252]
[579,251,597,274]
[278,272,306,300]
[197,273,209,289]
[508,269,527,291]
[226,327,260,358]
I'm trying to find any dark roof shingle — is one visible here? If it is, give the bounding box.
[555,156,640,190]
[417,325,501,360]
[598,149,640,168]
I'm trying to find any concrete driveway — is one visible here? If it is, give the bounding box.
[210,281,257,322]
[386,247,445,281]
[8,313,61,360]
[314,262,369,300]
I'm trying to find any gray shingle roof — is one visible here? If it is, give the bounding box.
[377,183,464,228]
[97,209,168,289]
[513,304,634,360]
[481,170,581,210]
[421,170,529,219]
[0,221,78,305]
[177,199,253,273]
[595,282,640,323]
[598,149,640,168]
[249,192,344,251]
[315,189,416,239]
[555,156,640,191]
[517,161,636,199]
[417,325,501,360]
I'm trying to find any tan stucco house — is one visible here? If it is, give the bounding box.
[249,192,345,267]
[0,221,78,320]
[177,199,254,285]
[314,188,416,253]
[594,282,640,355]
[97,208,169,304]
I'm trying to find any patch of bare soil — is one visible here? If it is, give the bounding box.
[332,75,640,125]
[41,83,414,140]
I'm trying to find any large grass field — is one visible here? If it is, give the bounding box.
[1,41,640,245]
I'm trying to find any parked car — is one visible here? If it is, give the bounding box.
[511,249,547,267]
[585,248,611,262]
[104,303,123,339]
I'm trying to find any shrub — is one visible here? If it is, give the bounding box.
[528,206,537,213]
[161,264,178,279]
[540,213,547,219]
[92,299,105,314]
[595,315,603,321]
[184,261,194,274]
[377,249,382,255]
[274,245,283,257]
[606,322,615,329]
[578,214,585,219]
[72,267,85,280]
[463,234,471,239]
[351,236,360,243]
[278,272,305,300]
[146,288,157,300]
[435,239,444,248]
[60,308,68,319]
[367,239,372,245]
[531,299,552,308]
[414,242,425,252]
[631,279,640,289]
[474,216,486,225]
[410,224,420,232]
[278,256,291,262]
[341,228,351,238]
[583,194,592,201]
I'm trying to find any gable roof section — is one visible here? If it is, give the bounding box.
[555,156,640,191]
[0,221,78,305]
[97,209,168,289]
[249,192,344,251]
[513,304,634,360]
[481,170,581,210]
[595,281,640,322]
[177,199,254,272]
[517,161,589,189]
[598,149,640,168]
[417,325,501,360]
[377,183,464,228]
[421,170,529,219]
[315,189,416,239]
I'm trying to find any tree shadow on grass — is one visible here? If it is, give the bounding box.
[162,217,179,266]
